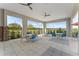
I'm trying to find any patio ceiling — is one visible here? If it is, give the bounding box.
[0,3,76,22]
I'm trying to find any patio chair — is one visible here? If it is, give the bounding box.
[30,34,39,41]
[52,32,56,37]
[61,31,66,37]
[60,31,66,40]
[51,32,56,40]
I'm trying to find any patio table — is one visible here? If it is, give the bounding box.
[26,34,33,41]
[56,33,63,40]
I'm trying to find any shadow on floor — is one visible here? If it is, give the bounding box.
[41,47,72,56]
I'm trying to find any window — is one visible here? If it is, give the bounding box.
[7,16,22,27]
[27,19,43,34]
[7,15,22,39]
[27,20,43,28]
[46,21,66,33]
[46,21,66,28]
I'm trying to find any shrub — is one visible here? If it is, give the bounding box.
[11,31,16,39]
[16,32,21,38]
[56,28,63,33]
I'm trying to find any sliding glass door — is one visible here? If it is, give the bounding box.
[7,15,23,39]
[46,21,66,34]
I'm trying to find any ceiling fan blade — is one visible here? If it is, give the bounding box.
[47,14,50,16]
[27,3,32,6]
[19,3,33,10]
[28,6,32,10]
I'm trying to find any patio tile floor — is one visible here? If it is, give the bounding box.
[0,36,78,56]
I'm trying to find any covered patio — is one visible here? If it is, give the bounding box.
[0,3,79,56]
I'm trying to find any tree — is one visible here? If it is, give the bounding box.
[8,23,22,30]
[27,24,35,30]
[8,23,22,39]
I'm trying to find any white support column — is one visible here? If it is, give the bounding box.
[43,22,46,35]
[66,18,71,37]
[22,16,28,37]
[78,11,79,38]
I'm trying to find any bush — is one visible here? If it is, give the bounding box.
[16,32,21,38]
[56,28,63,33]
[11,31,16,39]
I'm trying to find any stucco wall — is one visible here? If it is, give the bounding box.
[0,9,4,41]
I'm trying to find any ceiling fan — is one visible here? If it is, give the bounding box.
[44,12,50,17]
[19,3,32,10]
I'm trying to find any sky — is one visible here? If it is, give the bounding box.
[27,20,43,28]
[7,16,22,27]
[46,22,66,28]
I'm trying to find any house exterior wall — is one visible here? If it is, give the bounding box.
[0,9,4,41]
[4,10,24,40]
[0,9,31,41]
